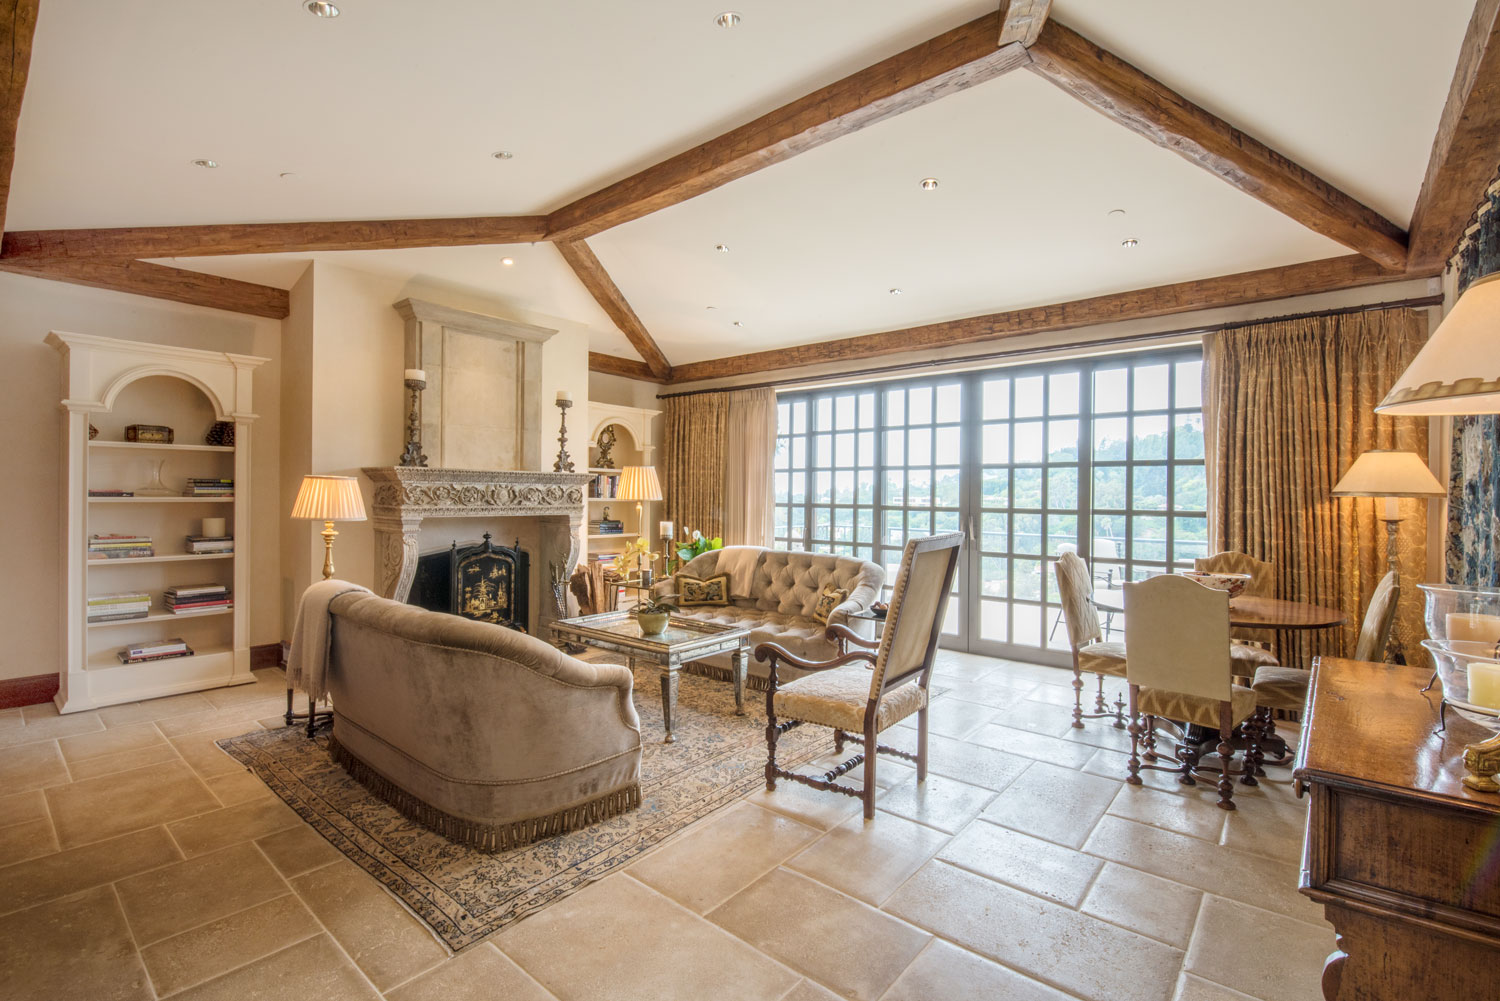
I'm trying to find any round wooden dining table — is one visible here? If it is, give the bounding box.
[1089,590,1347,631]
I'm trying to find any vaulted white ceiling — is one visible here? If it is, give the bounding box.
[11,0,1476,368]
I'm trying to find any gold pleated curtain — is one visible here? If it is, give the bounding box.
[1204,307,1429,669]
[662,392,730,541]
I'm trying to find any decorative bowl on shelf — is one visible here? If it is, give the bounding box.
[1177,571,1252,598]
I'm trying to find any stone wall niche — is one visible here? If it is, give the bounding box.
[395,298,555,471]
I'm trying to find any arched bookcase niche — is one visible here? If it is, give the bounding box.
[582,401,661,577]
[46,331,267,714]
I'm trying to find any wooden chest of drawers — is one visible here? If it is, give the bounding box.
[1294,657,1500,1000]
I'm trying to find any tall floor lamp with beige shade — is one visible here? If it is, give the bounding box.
[286,474,367,732]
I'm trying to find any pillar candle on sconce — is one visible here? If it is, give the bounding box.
[554,390,575,473]
[399,369,428,467]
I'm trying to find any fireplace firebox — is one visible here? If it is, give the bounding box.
[407,533,529,633]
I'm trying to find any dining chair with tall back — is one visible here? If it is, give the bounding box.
[755,532,964,820]
[1250,570,1400,755]
[1124,574,1261,810]
[1195,551,1281,673]
[1054,551,1127,729]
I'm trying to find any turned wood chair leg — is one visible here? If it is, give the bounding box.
[1143,714,1160,762]
[1216,704,1236,810]
[1179,732,1200,786]
[916,706,929,782]
[1126,685,1143,786]
[863,727,878,820]
[1240,714,1262,787]
[834,729,845,754]
[764,685,779,792]
[1071,665,1085,729]
[1094,673,1109,714]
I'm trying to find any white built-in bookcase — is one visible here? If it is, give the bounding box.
[47,331,267,714]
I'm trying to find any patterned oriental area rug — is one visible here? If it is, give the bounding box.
[216,660,830,951]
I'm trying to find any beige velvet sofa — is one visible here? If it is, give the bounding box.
[324,590,642,850]
[653,547,884,686]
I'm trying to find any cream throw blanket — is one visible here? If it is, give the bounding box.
[716,546,760,599]
[287,579,371,705]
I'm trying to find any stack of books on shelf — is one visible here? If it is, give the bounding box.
[185,534,234,555]
[88,534,154,559]
[88,489,134,498]
[118,638,193,664]
[87,591,151,623]
[165,584,232,615]
[183,478,234,498]
[591,518,624,535]
[588,473,620,499]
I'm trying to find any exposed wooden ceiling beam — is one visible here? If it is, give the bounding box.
[544,8,1033,243]
[555,239,673,380]
[1407,0,1500,270]
[999,0,1052,48]
[1025,21,1410,271]
[666,255,1429,384]
[588,352,668,383]
[0,257,289,318]
[0,0,39,238]
[0,215,549,262]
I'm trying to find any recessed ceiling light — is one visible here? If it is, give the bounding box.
[1108,208,1127,218]
[920,178,939,191]
[889,288,903,295]
[732,320,744,327]
[304,1,340,17]
[705,305,718,310]
[278,171,296,179]
[500,257,515,267]
[492,150,514,160]
[714,244,729,253]
[1121,238,1139,249]
[191,159,218,169]
[714,11,741,28]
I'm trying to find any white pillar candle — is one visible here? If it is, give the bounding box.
[659,521,674,540]
[1448,612,1500,644]
[556,389,573,403]
[201,517,226,537]
[404,369,426,383]
[1467,660,1500,710]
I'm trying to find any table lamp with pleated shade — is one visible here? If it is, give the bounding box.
[617,466,663,523]
[1333,449,1445,585]
[291,474,367,580]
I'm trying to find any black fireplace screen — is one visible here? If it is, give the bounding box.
[407,534,529,633]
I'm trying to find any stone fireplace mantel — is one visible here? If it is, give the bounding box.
[362,466,591,638]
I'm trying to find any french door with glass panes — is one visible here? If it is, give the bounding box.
[772,348,1206,665]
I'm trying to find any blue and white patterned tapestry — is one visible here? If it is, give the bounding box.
[1450,185,1500,587]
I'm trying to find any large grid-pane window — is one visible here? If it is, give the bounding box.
[772,346,1204,661]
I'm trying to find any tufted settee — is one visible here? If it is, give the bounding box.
[652,547,884,686]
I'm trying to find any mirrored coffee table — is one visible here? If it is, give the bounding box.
[549,611,751,743]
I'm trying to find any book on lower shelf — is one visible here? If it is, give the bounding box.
[118,638,194,664]
[88,534,154,559]
[87,591,151,622]
[88,489,134,498]
[164,584,232,614]
[185,535,234,554]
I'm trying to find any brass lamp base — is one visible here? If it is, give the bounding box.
[320,521,338,580]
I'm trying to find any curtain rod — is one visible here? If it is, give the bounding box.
[654,293,1445,400]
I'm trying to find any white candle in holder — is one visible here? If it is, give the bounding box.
[1448,612,1500,644]
[201,517,226,537]
[1467,660,1500,710]
[556,389,572,403]
[404,369,426,383]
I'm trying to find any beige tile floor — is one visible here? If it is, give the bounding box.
[0,655,1332,1001]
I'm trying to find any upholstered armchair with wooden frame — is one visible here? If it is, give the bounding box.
[1054,552,1127,729]
[1249,570,1400,761]
[754,532,964,820]
[1123,574,1262,811]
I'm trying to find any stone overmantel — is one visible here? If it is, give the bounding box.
[362,466,591,639]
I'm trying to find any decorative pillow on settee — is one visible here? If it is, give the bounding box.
[677,574,730,606]
[812,584,849,623]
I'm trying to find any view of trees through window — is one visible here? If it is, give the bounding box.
[774,348,1205,660]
